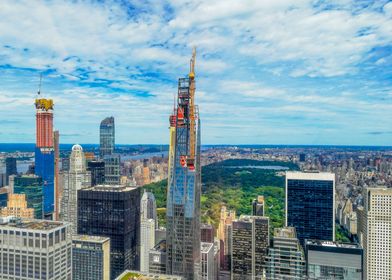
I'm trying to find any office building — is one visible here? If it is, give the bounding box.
[72,235,111,280]
[166,49,201,279]
[217,206,236,271]
[104,154,121,185]
[201,223,215,243]
[286,171,335,246]
[266,227,305,279]
[252,195,265,216]
[231,215,269,280]
[99,116,115,158]
[78,185,140,279]
[14,174,44,219]
[5,157,17,185]
[141,191,157,272]
[0,187,8,208]
[35,97,55,218]
[305,240,363,279]
[53,130,60,220]
[115,270,182,280]
[61,144,91,234]
[0,217,72,279]
[358,187,392,280]
[61,157,70,172]
[201,242,215,280]
[149,240,167,275]
[87,160,105,186]
[0,193,34,218]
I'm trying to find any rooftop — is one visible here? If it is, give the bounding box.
[0,217,67,231]
[116,270,182,280]
[72,234,110,243]
[82,185,137,192]
[286,171,335,181]
[306,239,360,249]
[201,242,214,253]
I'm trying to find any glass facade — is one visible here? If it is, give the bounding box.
[77,186,140,279]
[35,147,54,215]
[99,117,115,158]
[13,175,44,219]
[87,160,105,186]
[103,154,120,185]
[286,175,334,247]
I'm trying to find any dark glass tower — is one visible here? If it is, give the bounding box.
[285,172,335,247]
[77,185,140,279]
[13,175,44,219]
[99,117,115,158]
[87,160,105,186]
[5,157,17,185]
[166,49,201,279]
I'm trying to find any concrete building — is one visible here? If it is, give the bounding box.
[99,116,115,158]
[0,193,34,218]
[252,195,265,216]
[217,206,236,271]
[358,187,392,280]
[61,144,91,234]
[266,227,305,279]
[286,171,335,246]
[0,217,72,279]
[305,240,363,280]
[201,223,215,243]
[13,174,44,219]
[140,191,157,272]
[78,185,140,279]
[201,242,215,280]
[231,215,269,280]
[72,235,110,280]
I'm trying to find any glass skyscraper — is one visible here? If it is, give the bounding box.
[13,174,44,219]
[99,116,115,158]
[77,185,140,279]
[166,49,201,279]
[285,171,335,247]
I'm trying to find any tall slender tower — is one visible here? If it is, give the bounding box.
[53,130,60,220]
[140,191,157,272]
[166,48,201,279]
[99,116,115,158]
[35,89,55,219]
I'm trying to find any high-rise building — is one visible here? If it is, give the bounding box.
[0,187,8,208]
[53,130,60,220]
[78,185,140,279]
[231,215,269,280]
[87,160,105,186]
[166,49,201,280]
[104,154,121,185]
[266,227,305,279]
[35,97,55,218]
[286,171,335,246]
[201,242,215,280]
[72,235,111,280]
[60,144,91,234]
[217,206,236,271]
[358,187,392,280]
[149,240,167,275]
[13,174,44,219]
[305,240,363,280]
[115,270,182,280]
[201,223,215,243]
[0,193,34,218]
[0,217,72,280]
[5,157,17,185]
[99,116,115,158]
[252,195,265,216]
[141,191,157,272]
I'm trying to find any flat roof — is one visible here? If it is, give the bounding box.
[82,185,137,192]
[0,218,67,231]
[201,242,214,253]
[306,239,360,249]
[286,171,335,181]
[72,234,110,243]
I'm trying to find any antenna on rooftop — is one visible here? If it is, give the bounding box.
[37,73,42,96]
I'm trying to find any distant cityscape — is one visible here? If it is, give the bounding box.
[0,51,391,280]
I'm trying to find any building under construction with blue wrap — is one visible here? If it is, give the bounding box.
[166,48,201,279]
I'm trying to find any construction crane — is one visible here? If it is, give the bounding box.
[187,47,196,170]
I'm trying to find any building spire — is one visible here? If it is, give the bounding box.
[37,73,43,96]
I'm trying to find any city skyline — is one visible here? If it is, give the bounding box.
[0,0,391,145]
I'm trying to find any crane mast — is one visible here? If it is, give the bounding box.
[187,47,196,170]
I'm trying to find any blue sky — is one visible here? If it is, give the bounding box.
[0,0,391,145]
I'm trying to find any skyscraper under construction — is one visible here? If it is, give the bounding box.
[35,93,55,218]
[166,48,201,279]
